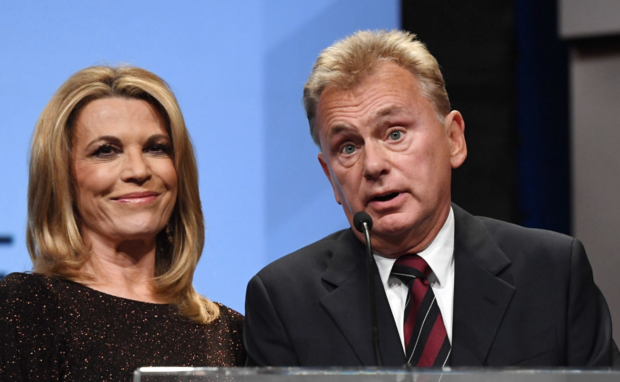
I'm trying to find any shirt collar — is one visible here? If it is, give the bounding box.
[374,207,455,287]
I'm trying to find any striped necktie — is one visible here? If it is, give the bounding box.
[391,254,451,367]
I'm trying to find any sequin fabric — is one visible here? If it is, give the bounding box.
[0,272,246,381]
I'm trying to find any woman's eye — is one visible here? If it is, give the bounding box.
[389,131,403,140]
[342,144,356,155]
[93,145,116,157]
[147,144,171,155]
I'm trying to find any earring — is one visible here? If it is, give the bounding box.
[166,223,174,244]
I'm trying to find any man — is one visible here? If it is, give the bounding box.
[244,30,614,367]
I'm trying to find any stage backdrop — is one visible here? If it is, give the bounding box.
[0,1,398,313]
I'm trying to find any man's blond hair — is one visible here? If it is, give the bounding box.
[303,30,450,147]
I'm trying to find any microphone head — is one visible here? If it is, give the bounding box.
[353,211,373,233]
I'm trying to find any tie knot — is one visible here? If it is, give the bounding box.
[392,254,432,281]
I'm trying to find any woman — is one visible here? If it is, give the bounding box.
[0,66,246,380]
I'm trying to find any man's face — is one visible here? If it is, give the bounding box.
[317,62,467,257]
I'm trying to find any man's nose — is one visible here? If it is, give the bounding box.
[362,141,390,179]
[121,150,151,184]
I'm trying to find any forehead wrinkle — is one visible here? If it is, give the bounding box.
[321,94,405,128]
[370,104,410,122]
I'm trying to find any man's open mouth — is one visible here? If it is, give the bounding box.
[372,192,399,202]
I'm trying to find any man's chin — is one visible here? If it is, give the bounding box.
[372,213,415,236]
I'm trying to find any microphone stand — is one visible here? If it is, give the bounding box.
[362,221,383,367]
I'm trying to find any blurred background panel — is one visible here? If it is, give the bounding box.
[559,0,620,342]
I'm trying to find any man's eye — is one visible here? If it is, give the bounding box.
[389,131,402,140]
[342,144,356,155]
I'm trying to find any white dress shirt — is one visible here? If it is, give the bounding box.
[374,207,455,352]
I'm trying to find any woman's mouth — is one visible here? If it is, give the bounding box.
[112,191,160,204]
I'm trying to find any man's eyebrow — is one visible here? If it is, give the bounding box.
[326,124,355,140]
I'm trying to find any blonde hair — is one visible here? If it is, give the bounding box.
[303,30,451,147]
[27,66,219,324]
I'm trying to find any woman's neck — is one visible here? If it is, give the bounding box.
[78,230,164,304]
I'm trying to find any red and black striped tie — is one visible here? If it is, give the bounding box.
[391,254,451,367]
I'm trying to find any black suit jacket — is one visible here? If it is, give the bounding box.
[244,205,613,367]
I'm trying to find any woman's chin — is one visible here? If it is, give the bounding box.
[99,224,166,244]
[115,229,161,242]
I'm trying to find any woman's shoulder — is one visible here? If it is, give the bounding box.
[0,272,55,297]
[213,302,244,331]
[0,272,62,314]
[209,302,246,365]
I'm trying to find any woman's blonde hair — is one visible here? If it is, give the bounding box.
[27,65,219,324]
[303,30,451,147]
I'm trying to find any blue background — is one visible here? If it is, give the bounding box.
[0,1,398,313]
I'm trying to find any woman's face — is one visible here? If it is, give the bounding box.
[72,97,178,244]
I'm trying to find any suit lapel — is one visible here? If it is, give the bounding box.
[317,205,516,367]
[450,204,516,366]
[320,229,405,366]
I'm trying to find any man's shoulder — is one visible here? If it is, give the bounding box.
[467,214,581,270]
[453,204,580,270]
[258,228,353,277]
[477,215,575,251]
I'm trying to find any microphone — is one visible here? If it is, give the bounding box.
[353,211,383,367]
[353,211,373,233]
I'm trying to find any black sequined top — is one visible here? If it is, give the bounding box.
[0,272,246,381]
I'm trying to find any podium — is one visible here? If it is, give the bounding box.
[134,367,620,382]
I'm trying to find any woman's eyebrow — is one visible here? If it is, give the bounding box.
[85,135,122,149]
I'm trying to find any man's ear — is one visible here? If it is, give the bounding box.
[444,110,467,169]
[318,152,341,205]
